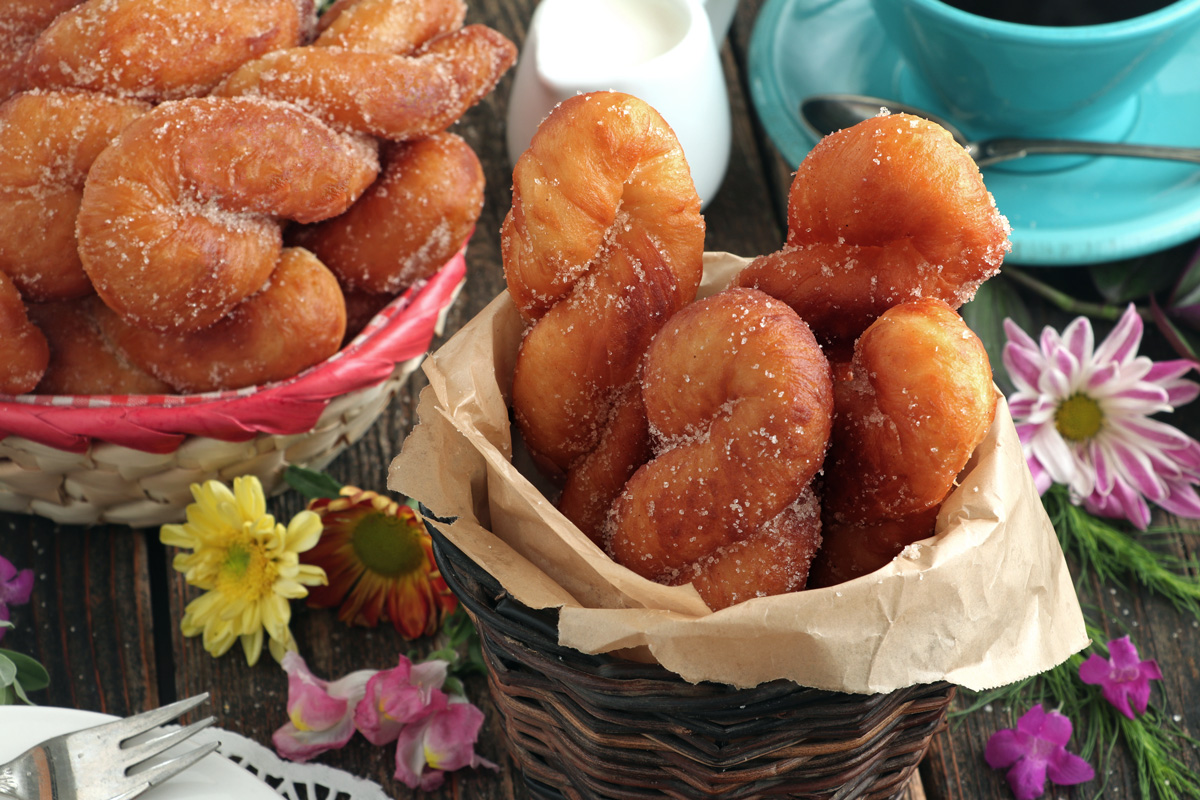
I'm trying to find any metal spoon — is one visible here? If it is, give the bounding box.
[800,93,1200,167]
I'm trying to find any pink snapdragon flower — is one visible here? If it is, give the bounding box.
[1003,305,1200,529]
[1079,635,1162,720]
[985,704,1094,800]
[0,555,34,642]
[394,697,498,791]
[354,655,450,746]
[273,652,375,762]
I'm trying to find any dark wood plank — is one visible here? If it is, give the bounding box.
[0,519,159,716]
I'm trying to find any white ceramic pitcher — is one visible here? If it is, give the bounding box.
[505,0,735,208]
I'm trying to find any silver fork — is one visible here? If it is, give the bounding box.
[0,694,219,800]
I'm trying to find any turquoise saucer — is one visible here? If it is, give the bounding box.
[748,0,1200,266]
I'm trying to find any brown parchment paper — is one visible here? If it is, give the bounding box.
[388,252,1089,694]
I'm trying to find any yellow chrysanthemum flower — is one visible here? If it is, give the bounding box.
[160,476,327,666]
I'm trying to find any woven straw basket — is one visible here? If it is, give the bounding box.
[0,251,466,528]
[428,518,954,800]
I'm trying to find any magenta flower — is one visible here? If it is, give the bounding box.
[1079,635,1162,720]
[0,556,34,643]
[272,652,376,762]
[354,655,450,746]
[1004,304,1200,529]
[393,698,498,791]
[985,704,1094,800]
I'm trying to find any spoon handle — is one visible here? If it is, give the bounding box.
[975,138,1200,167]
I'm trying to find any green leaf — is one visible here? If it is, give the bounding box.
[1150,297,1200,361]
[0,652,16,688]
[0,649,49,695]
[960,274,1032,397]
[443,676,464,697]
[1090,256,1176,305]
[7,650,49,692]
[1044,486,1200,621]
[283,466,343,500]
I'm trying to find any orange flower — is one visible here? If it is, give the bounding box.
[303,488,457,639]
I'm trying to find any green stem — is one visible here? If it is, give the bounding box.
[1002,266,1151,321]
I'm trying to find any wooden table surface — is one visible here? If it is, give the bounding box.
[2,1,1199,799]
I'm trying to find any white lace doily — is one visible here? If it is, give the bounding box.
[193,728,392,800]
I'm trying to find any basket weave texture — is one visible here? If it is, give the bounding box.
[428,519,955,800]
[0,252,466,528]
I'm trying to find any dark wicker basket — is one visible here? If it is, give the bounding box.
[426,515,955,800]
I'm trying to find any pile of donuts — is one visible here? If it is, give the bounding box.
[0,0,516,396]
[503,91,1011,607]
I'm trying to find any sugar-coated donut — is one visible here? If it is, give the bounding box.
[212,24,516,141]
[23,0,312,101]
[314,0,465,53]
[93,247,347,393]
[687,489,823,610]
[76,96,378,332]
[0,270,49,395]
[289,132,483,294]
[25,297,171,395]
[0,0,82,101]
[501,91,705,544]
[606,287,834,609]
[808,297,995,587]
[734,113,1009,353]
[0,89,149,301]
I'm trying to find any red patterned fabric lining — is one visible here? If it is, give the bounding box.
[0,249,466,454]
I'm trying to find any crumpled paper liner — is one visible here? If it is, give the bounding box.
[389,252,1089,694]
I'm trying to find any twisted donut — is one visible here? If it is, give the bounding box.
[0,270,48,395]
[0,0,82,101]
[289,131,483,294]
[23,0,312,101]
[606,288,834,609]
[501,91,705,544]
[808,297,995,587]
[93,247,346,393]
[734,113,1009,353]
[314,0,465,53]
[0,90,148,301]
[212,24,517,141]
[25,297,171,395]
[76,96,379,332]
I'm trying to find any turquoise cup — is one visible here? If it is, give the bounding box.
[868,0,1200,144]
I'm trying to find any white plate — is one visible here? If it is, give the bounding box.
[0,706,281,800]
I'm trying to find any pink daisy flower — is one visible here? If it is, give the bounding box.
[1003,304,1200,529]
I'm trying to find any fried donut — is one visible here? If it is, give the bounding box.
[555,385,653,545]
[76,96,378,332]
[606,288,834,609]
[0,90,148,301]
[93,247,347,393]
[25,297,171,395]
[314,0,465,53]
[289,132,483,293]
[734,113,1009,353]
[211,24,517,141]
[0,0,82,101]
[501,91,705,543]
[23,0,311,101]
[808,297,995,587]
[0,270,49,395]
[687,489,823,610]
